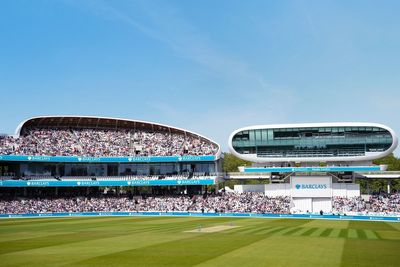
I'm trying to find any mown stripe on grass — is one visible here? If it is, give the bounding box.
[310,227,327,237]
[265,219,312,227]
[256,226,285,235]
[292,227,314,236]
[329,228,341,238]
[339,229,348,238]
[217,226,250,234]
[265,227,288,236]
[231,226,284,236]
[364,230,379,240]
[282,227,303,236]
[320,228,333,237]
[276,227,300,236]
[356,229,367,239]
[234,226,274,235]
[347,229,358,239]
[301,227,319,236]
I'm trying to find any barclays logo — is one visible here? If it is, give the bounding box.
[27,156,51,161]
[296,184,328,189]
[178,180,201,185]
[27,181,50,186]
[78,181,100,186]
[79,157,101,162]
[180,156,202,161]
[130,157,151,162]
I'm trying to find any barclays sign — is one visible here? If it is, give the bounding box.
[295,184,328,190]
[291,176,332,197]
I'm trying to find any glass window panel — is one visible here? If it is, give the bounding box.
[249,130,255,141]
[268,130,273,140]
[255,130,261,141]
[261,130,268,140]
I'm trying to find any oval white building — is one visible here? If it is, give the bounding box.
[228,122,398,163]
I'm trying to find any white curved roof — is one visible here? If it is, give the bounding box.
[228,122,398,163]
[14,115,221,158]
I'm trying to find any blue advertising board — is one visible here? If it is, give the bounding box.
[0,179,215,187]
[0,211,399,222]
[244,166,381,173]
[0,155,216,163]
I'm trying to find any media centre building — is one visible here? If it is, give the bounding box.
[228,122,398,213]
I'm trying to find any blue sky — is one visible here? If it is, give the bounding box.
[0,0,399,154]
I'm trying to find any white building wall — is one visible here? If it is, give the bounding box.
[346,184,360,197]
[265,184,291,197]
[292,198,312,213]
[234,184,265,193]
[332,183,360,197]
[332,183,346,197]
[312,198,332,213]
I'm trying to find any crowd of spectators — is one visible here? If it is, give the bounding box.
[331,196,367,213]
[332,194,400,214]
[2,191,400,215]
[0,127,218,157]
[1,173,218,181]
[368,193,400,213]
[0,193,291,214]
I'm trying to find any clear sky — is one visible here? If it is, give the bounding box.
[0,0,399,154]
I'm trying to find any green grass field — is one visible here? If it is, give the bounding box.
[1,216,400,267]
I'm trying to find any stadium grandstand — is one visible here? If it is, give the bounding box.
[0,116,221,196]
[0,119,400,220]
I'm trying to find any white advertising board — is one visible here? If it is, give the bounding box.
[291,176,332,198]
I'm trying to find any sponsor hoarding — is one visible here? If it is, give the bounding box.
[291,176,332,198]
